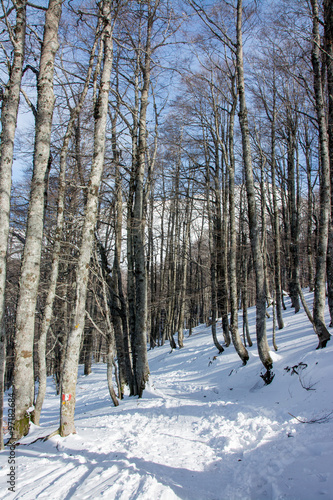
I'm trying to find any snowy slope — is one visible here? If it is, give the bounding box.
[1,292,333,499]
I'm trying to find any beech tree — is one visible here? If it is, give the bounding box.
[310,0,331,348]
[32,23,102,426]
[0,0,27,450]
[12,0,63,441]
[128,0,155,395]
[60,0,118,437]
[235,0,272,376]
[3,0,333,424]
[324,0,333,326]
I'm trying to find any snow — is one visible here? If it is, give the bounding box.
[1,292,333,499]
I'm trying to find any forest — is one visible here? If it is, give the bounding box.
[0,0,332,451]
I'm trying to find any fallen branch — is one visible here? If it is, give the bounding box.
[288,411,333,424]
[5,427,60,446]
[284,362,317,391]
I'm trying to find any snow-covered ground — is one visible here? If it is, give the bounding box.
[1,292,333,499]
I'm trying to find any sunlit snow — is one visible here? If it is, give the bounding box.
[1,291,332,499]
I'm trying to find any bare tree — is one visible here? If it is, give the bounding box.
[60,0,117,437]
[32,25,101,426]
[324,0,333,326]
[127,0,164,395]
[0,0,27,452]
[12,0,62,441]
[236,0,272,376]
[310,0,331,348]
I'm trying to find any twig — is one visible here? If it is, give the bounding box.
[5,427,60,446]
[288,411,333,424]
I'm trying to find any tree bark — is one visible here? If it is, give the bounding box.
[130,2,160,396]
[228,97,249,365]
[286,110,300,313]
[303,124,314,292]
[109,115,133,395]
[177,185,192,348]
[205,151,224,354]
[12,0,62,441]
[236,0,272,373]
[33,27,100,426]
[60,0,114,436]
[324,0,333,326]
[239,184,252,347]
[271,111,284,330]
[0,0,26,451]
[221,167,230,345]
[310,0,331,348]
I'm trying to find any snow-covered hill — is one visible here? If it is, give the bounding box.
[1,292,332,499]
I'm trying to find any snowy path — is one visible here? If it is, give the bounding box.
[1,294,333,499]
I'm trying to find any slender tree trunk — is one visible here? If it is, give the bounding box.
[240,185,252,347]
[286,111,300,313]
[33,30,100,426]
[177,186,192,348]
[221,165,230,345]
[164,185,178,349]
[131,2,161,395]
[303,124,314,292]
[272,290,278,351]
[0,0,26,450]
[226,95,249,364]
[98,252,119,407]
[258,150,270,307]
[229,156,248,363]
[107,344,119,407]
[126,46,139,390]
[127,174,136,383]
[324,0,333,325]
[12,0,62,440]
[205,157,224,354]
[271,113,284,329]
[311,0,331,348]
[60,0,114,436]
[110,117,132,395]
[83,326,94,376]
[147,182,154,347]
[236,0,272,374]
[242,257,252,347]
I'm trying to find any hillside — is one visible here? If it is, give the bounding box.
[1,292,333,499]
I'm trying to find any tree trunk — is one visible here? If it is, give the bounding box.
[12,0,62,441]
[236,0,272,374]
[303,124,314,292]
[131,3,160,395]
[33,29,99,426]
[271,112,284,329]
[60,0,114,437]
[206,158,224,354]
[286,110,300,313]
[228,95,249,365]
[240,185,252,347]
[107,344,120,407]
[98,252,119,407]
[110,118,133,395]
[177,185,192,348]
[324,0,333,326]
[0,0,26,450]
[310,0,331,348]
[221,167,230,345]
